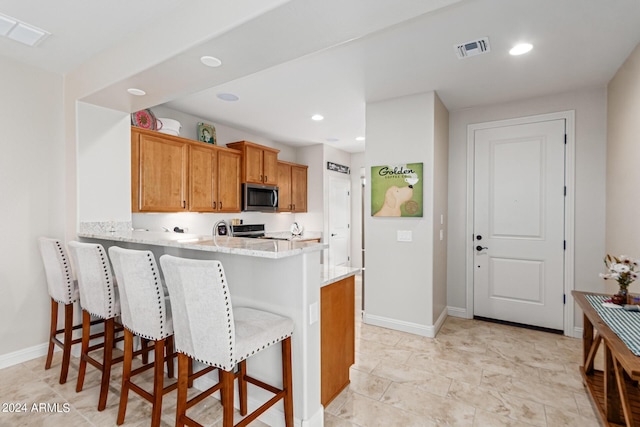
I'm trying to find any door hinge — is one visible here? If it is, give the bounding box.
[563,294,566,304]
[563,240,566,250]
[564,186,566,196]
[564,134,567,145]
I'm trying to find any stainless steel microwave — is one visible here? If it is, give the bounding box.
[242,183,278,212]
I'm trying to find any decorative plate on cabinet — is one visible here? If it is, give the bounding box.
[131,109,157,130]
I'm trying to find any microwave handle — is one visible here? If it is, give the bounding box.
[271,189,278,207]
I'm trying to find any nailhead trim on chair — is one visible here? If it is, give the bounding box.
[54,240,77,305]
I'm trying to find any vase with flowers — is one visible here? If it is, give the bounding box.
[600,254,640,304]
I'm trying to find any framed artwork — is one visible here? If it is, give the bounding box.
[371,163,423,217]
[197,122,216,145]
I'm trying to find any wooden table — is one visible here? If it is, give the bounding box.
[573,291,640,426]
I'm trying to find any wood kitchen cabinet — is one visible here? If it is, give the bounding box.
[321,275,355,405]
[132,127,241,213]
[277,161,308,212]
[132,128,188,212]
[226,140,279,185]
[189,144,241,212]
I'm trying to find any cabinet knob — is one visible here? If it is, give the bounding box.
[220,202,223,209]
[292,204,295,210]
[264,175,268,182]
[213,201,217,209]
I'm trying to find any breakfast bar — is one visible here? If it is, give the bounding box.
[78,229,356,427]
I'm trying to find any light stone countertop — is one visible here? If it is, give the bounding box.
[78,230,326,259]
[321,264,360,286]
[263,231,323,241]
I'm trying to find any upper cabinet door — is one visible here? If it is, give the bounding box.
[138,133,188,212]
[189,144,216,212]
[278,162,292,212]
[227,140,280,184]
[217,150,242,212]
[262,150,279,186]
[291,164,308,212]
[244,145,265,184]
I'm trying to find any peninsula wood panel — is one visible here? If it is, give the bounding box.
[321,275,355,405]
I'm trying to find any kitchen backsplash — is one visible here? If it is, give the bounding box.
[131,212,301,235]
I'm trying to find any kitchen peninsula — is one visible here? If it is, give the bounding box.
[77,227,357,427]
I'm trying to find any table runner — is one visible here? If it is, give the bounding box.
[585,294,640,357]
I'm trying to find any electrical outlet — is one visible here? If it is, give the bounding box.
[397,230,412,242]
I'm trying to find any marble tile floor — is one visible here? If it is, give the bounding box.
[0,277,599,426]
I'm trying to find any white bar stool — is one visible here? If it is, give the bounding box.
[108,246,175,427]
[67,241,125,411]
[159,254,294,427]
[38,237,83,384]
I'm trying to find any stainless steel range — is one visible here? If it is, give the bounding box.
[229,223,266,238]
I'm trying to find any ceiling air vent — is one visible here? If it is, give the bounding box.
[455,37,490,59]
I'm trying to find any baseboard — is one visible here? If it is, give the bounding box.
[363,312,445,338]
[573,326,583,339]
[0,343,49,370]
[447,306,469,318]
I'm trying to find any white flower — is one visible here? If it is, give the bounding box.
[612,263,631,273]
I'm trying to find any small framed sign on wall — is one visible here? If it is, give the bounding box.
[371,163,423,217]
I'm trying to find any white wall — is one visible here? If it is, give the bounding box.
[432,94,449,324]
[447,87,608,328]
[350,152,365,269]
[77,103,131,223]
[606,43,640,294]
[365,92,436,333]
[0,58,64,359]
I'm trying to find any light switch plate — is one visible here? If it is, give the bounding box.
[397,230,412,242]
[309,302,318,325]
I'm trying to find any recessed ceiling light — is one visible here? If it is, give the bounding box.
[509,43,533,56]
[127,88,146,96]
[355,136,365,141]
[311,114,324,121]
[216,93,239,102]
[200,56,222,67]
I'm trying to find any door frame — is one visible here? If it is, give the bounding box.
[327,173,352,267]
[465,111,576,336]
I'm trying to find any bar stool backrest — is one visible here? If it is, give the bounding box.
[38,237,77,305]
[109,246,172,340]
[68,241,119,320]
[159,255,236,371]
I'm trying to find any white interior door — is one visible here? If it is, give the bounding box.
[473,119,565,330]
[328,175,351,267]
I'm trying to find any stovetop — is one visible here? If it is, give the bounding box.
[229,223,265,238]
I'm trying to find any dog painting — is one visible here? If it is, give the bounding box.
[374,185,414,216]
[371,163,423,217]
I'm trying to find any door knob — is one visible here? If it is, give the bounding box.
[331,233,337,237]
[476,245,488,251]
